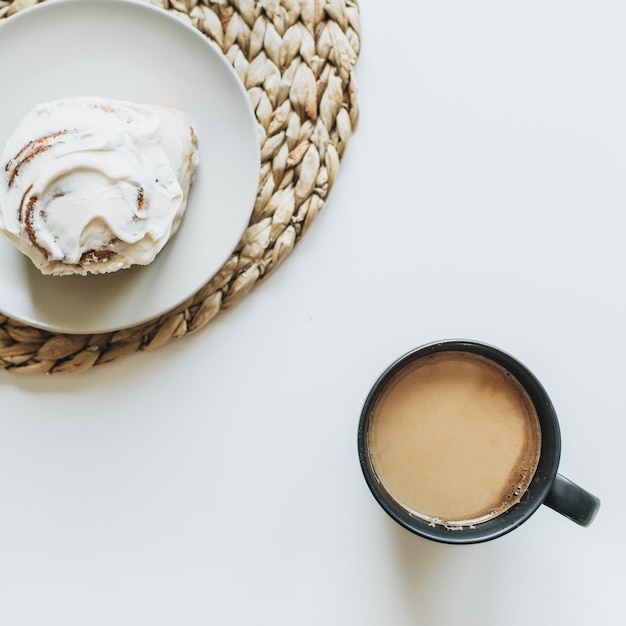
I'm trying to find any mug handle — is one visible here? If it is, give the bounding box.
[544,474,600,527]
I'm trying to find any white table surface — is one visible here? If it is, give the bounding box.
[0,1,623,624]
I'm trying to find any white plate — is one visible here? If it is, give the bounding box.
[0,0,259,334]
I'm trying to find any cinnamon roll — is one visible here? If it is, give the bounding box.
[0,97,199,275]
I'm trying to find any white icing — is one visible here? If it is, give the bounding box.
[0,97,199,275]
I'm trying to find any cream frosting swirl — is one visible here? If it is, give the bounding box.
[0,97,199,275]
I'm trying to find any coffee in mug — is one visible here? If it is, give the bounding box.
[358,340,600,543]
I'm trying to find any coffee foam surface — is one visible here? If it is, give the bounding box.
[368,352,542,527]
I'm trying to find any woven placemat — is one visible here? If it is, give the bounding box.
[0,0,360,374]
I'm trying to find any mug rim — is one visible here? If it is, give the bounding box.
[358,339,562,544]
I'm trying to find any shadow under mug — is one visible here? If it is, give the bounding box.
[357,339,601,544]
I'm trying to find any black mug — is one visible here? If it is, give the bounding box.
[357,340,600,544]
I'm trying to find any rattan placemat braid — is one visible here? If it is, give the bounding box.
[0,0,360,374]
